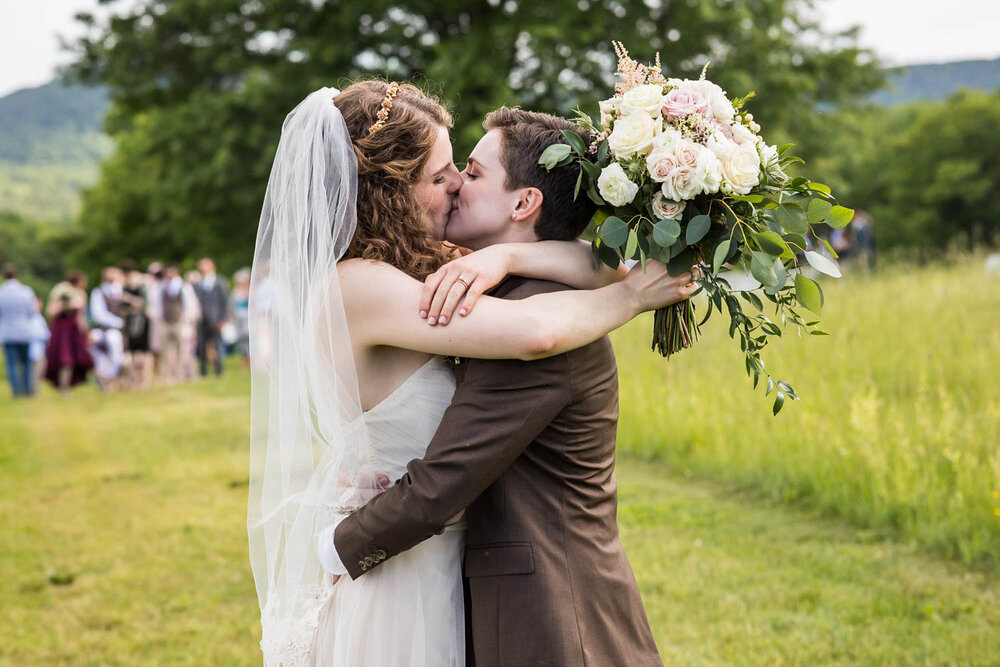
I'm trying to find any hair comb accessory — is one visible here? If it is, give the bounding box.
[368,81,400,134]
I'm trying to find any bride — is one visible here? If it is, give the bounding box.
[247,80,697,666]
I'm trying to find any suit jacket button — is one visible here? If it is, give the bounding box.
[358,560,367,571]
[364,556,374,567]
[377,549,387,559]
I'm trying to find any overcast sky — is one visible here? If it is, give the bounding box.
[2,0,999,98]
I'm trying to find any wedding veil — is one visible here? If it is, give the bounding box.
[247,87,379,666]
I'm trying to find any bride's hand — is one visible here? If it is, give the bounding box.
[623,260,701,312]
[419,246,513,325]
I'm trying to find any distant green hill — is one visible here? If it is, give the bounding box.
[872,57,1000,106]
[0,81,111,220]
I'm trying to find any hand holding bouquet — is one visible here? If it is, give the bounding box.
[540,42,852,413]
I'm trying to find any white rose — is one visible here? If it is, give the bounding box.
[721,143,761,195]
[651,127,685,152]
[652,192,686,220]
[693,145,723,194]
[619,84,665,118]
[599,97,619,131]
[660,165,701,202]
[607,112,657,157]
[730,122,756,146]
[597,163,639,207]
[706,130,737,160]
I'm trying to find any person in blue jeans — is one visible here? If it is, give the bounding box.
[0,265,40,397]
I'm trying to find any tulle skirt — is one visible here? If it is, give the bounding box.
[310,527,465,666]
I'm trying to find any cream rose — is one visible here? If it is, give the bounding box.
[646,145,680,182]
[706,130,737,160]
[722,143,761,195]
[607,112,657,157]
[597,163,639,207]
[619,84,665,118]
[652,192,686,221]
[660,165,701,202]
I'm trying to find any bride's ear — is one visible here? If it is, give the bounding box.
[511,187,543,224]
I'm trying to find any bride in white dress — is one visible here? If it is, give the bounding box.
[248,81,697,666]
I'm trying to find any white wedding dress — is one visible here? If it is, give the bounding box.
[310,357,466,666]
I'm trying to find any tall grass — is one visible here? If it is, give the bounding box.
[613,257,1000,566]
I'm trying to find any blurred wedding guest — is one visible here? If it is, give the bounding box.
[120,260,153,389]
[194,257,228,377]
[145,261,165,363]
[852,210,876,271]
[156,265,199,384]
[28,298,50,393]
[45,271,93,395]
[89,266,127,391]
[183,269,203,381]
[0,265,40,397]
[229,267,251,370]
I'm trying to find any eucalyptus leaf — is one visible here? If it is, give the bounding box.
[776,203,807,234]
[826,205,854,229]
[561,129,587,156]
[598,216,629,248]
[805,250,842,278]
[794,274,822,313]
[624,228,638,259]
[538,143,571,170]
[807,198,832,224]
[667,248,695,276]
[652,219,681,247]
[773,391,785,415]
[597,141,608,164]
[712,239,731,274]
[686,214,712,244]
[750,251,778,288]
[755,230,787,256]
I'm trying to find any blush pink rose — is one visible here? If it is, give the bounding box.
[661,89,709,121]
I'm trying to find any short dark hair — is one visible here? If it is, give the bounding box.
[483,107,596,241]
[3,264,17,280]
[66,270,86,287]
[119,258,137,273]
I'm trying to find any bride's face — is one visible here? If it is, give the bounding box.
[414,125,463,241]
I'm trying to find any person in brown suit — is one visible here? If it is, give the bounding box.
[329,109,673,666]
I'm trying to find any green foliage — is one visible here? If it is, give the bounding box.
[0,211,74,295]
[806,89,1000,250]
[66,0,884,269]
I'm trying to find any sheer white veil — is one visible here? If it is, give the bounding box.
[247,87,379,666]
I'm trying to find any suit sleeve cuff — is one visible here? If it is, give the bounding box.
[316,518,349,575]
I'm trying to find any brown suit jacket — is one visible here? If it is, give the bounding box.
[334,277,661,666]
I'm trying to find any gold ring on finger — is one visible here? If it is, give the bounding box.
[455,276,471,290]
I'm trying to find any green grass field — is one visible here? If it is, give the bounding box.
[2,259,999,664]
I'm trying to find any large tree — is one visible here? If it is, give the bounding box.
[68,0,883,271]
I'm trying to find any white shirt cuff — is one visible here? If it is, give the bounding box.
[316,518,348,575]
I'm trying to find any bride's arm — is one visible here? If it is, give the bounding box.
[419,240,625,324]
[341,258,696,361]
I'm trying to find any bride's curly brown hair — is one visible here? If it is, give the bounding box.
[335,80,452,279]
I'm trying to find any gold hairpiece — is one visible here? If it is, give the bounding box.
[368,81,400,134]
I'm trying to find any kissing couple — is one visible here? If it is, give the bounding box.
[248,80,698,666]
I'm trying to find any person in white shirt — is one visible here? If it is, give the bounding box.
[0,265,40,397]
[89,266,127,390]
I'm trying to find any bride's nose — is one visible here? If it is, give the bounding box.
[446,167,463,194]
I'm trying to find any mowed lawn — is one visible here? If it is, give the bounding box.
[3,314,1000,665]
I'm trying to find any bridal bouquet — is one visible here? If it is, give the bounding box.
[540,42,852,413]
